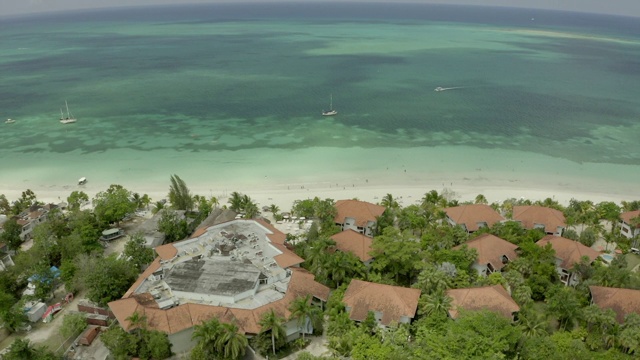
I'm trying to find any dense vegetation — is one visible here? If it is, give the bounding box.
[2,186,639,359]
[290,191,640,359]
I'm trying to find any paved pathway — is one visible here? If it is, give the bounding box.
[280,334,330,360]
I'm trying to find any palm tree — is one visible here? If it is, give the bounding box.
[125,311,147,342]
[228,191,243,212]
[5,339,37,359]
[152,200,165,214]
[259,309,286,356]
[132,193,143,209]
[415,266,452,295]
[474,194,488,205]
[517,310,549,338]
[289,295,320,341]
[192,318,222,355]
[380,193,399,210]
[269,204,280,215]
[244,201,259,219]
[419,291,452,318]
[141,194,151,210]
[215,322,248,360]
[209,196,219,208]
[168,174,194,211]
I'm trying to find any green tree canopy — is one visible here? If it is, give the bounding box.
[92,184,137,226]
[168,174,194,211]
[123,233,155,270]
[259,309,286,356]
[67,190,89,212]
[0,218,23,251]
[370,227,421,286]
[85,255,138,306]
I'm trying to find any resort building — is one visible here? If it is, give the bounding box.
[16,204,59,241]
[443,204,505,233]
[330,229,374,266]
[334,199,386,237]
[454,234,518,276]
[446,285,520,320]
[342,279,421,327]
[536,235,600,286]
[589,286,640,323]
[620,210,640,240]
[108,219,330,354]
[512,205,566,235]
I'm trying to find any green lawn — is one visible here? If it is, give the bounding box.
[624,253,640,272]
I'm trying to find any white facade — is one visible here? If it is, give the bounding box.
[621,220,640,239]
[339,217,376,237]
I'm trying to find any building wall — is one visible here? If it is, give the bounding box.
[621,221,639,239]
[472,262,489,276]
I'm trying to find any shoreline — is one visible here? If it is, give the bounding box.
[0,176,635,214]
[1,145,638,212]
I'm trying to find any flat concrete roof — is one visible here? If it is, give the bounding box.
[164,258,261,296]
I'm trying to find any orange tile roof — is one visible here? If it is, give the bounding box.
[272,243,305,268]
[334,200,386,228]
[536,235,600,269]
[331,230,374,262]
[444,204,505,232]
[343,279,421,325]
[155,244,178,260]
[446,285,520,319]
[513,206,566,233]
[108,297,144,331]
[189,227,207,239]
[620,210,640,227]
[109,267,329,335]
[288,267,331,302]
[255,218,287,244]
[124,259,162,298]
[455,234,518,271]
[590,286,640,323]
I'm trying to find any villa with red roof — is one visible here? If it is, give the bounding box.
[108,219,329,353]
[330,229,374,265]
[455,234,518,276]
[334,199,386,237]
[444,204,505,233]
[446,285,520,320]
[589,286,640,323]
[536,235,600,286]
[620,210,640,240]
[512,205,566,236]
[342,279,421,327]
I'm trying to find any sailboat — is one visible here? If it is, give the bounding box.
[59,100,76,124]
[322,94,337,116]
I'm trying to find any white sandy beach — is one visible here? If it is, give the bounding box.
[1,147,638,213]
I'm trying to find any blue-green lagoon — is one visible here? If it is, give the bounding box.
[0,3,639,206]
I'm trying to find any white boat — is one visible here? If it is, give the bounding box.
[59,100,76,124]
[434,86,462,92]
[322,94,337,116]
[78,177,87,185]
[5,118,15,124]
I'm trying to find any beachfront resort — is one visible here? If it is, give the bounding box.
[1,181,640,360]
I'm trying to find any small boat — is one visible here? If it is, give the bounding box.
[59,100,76,124]
[5,118,15,124]
[434,86,462,92]
[78,177,87,185]
[322,94,338,116]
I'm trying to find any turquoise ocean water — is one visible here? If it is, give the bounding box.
[0,3,639,201]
